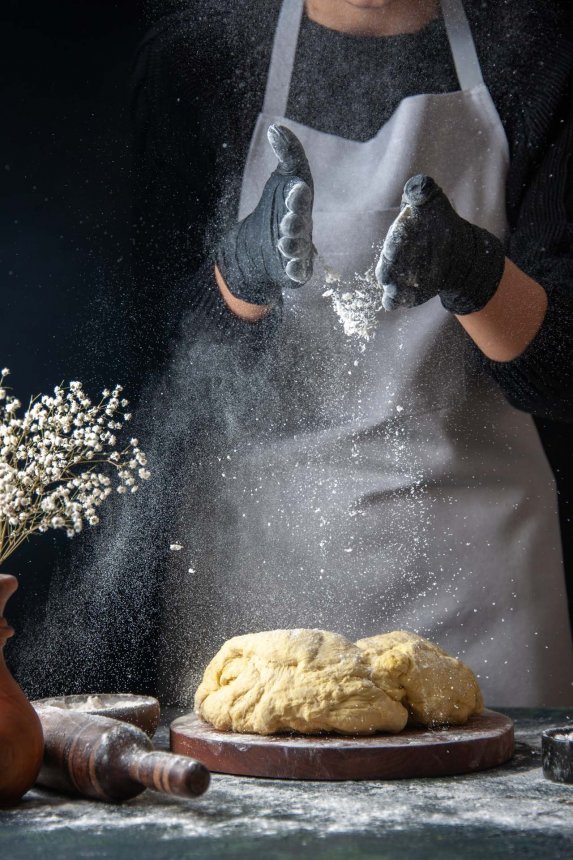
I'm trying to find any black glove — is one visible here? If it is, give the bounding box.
[217,124,314,306]
[375,175,506,315]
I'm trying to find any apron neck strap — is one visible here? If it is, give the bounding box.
[262,0,484,117]
[440,0,484,91]
[263,0,304,116]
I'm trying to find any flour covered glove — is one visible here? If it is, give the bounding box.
[375,175,505,314]
[216,124,314,306]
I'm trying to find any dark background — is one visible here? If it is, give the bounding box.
[1,0,144,686]
[1,0,572,694]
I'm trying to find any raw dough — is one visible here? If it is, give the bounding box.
[355,631,483,726]
[194,628,408,735]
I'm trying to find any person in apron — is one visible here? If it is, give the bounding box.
[155,0,573,708]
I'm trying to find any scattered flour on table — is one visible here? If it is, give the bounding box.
[9,760,573,840]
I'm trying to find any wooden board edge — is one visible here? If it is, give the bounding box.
[170,710,515,781]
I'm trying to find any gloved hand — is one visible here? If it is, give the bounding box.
[216,124,314,306]
[375,175,506,315]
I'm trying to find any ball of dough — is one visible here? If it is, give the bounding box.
[355,631,483,726]
[195,629,408,735]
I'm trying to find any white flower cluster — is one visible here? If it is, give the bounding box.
[0,369,150,565]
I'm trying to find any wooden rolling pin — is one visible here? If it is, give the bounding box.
[34,705,210,802]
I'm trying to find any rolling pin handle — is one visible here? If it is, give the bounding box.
[128,751,210,798]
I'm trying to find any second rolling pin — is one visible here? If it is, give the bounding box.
[34,705,210,802]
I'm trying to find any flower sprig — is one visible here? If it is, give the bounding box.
[0,369,149,566]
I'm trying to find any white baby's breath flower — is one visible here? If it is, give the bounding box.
[0,373,150,565]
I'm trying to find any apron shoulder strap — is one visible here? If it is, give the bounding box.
[440,0,485,91]
[263,0,304,116]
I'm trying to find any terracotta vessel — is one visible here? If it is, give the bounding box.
[0,574,44,806]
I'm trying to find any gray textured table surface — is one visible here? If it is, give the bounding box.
[1,708,573,860]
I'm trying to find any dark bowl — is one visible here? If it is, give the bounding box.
[32,693,161,738]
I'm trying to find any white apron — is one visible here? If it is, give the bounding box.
[161,0,573,706]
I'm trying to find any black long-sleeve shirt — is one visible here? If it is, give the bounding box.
[130,0,573,420]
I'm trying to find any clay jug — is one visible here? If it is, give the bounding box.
[0,574,44,806]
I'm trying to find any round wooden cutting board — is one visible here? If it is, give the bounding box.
[170,709,514,780]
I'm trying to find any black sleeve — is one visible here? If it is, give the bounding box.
[181,260,281,356]
[479,101,573,422]
[129,20,216,359]
[128,14,277,388]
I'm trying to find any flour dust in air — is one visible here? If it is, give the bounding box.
[317,254,385,341]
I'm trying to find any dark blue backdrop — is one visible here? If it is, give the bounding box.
[1,1,143,688]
